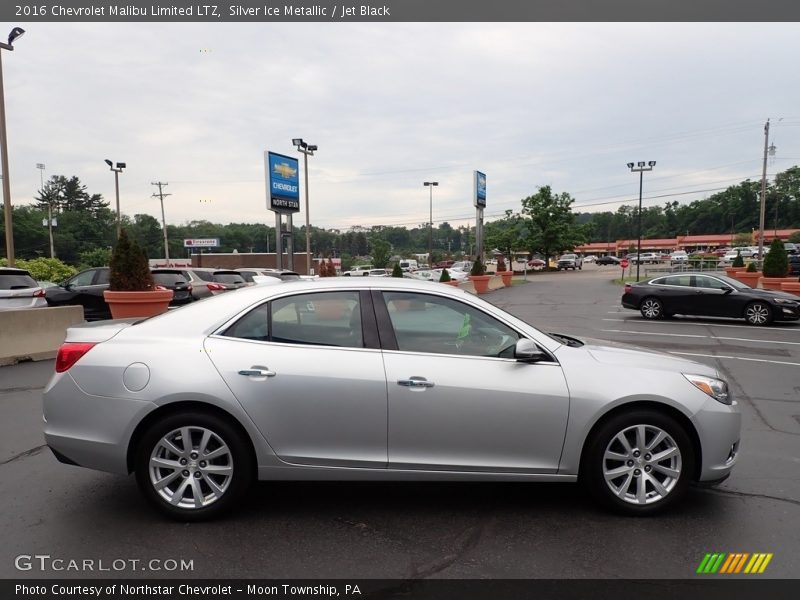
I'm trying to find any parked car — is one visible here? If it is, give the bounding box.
[236,268,300,284]
[632,252,660,264]
[788,254,800,276]
[527,258,546,270]
[151,271,194,307]
[595,255,621,265]
[670,251,688,264]
[556,254,583,270]
[44,278,740,520]
[622,272,800,326]
[208,270,248,293]
[582,255,597,263]
[367,269,390,277]
[784,242,797,255]
[0,268,47,311]
[45,267,111,320]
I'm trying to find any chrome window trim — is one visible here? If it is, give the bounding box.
[380,348,560,365]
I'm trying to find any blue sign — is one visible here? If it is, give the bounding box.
[474,171,486,208]
[266,151,300,213]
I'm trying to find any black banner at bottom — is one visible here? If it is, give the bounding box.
[4,579,798,600]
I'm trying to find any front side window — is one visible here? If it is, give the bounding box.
[70,270,96,287]
[272,292,363,348]
[94,269,110,285]
[382,292,519,358]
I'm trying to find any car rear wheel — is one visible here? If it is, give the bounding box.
[639,297,664,319]
[134,412,253,521]
[582,410,694,515]
[744,302,772,326]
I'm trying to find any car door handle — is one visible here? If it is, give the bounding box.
[238,368,276,377]
[397,377,435,388]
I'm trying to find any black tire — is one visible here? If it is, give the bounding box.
[134,411,254,521]
[581,409,695,515]
[744,302,772,326]
[639,296,664,320]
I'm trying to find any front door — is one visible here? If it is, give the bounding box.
[376,291,570,473]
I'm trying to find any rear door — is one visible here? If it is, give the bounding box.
[205,290,388,468]
[650,275,694,314]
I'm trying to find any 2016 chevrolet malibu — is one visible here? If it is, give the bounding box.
[43,278,740,520]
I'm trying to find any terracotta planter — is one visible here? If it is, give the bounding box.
[779,282,800,297]
[104,289,174,319]
[732,271,762,288]
[441,280,460,287]
[760,277,795,291]
[498,271,513,287]
[469,275,492,294]
[725,267,747,278]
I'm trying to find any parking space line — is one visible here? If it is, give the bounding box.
[602,318,800,334]
[668,351,800,367]
[600,328,800,346]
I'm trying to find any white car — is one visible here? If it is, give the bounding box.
[583,255,598,263]
[670,251,688,264]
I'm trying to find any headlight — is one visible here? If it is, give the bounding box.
[683,373,731,405]
[773,298,798,306]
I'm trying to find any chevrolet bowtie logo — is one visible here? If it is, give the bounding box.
[273,163,297,179]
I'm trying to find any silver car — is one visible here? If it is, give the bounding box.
[43,278,740,520]
[0,268,47,310]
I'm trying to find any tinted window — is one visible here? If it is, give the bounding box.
[655,275,691,287]
[214,273,246,284]
[223,303,269,342]
[191,270,215,282]
[94,269,110,285]
[272,292,363,348]
[153,273,188,286]
[0,272,38,290]
[237,271,258,282]
[70,270,96,287]
[383,292,519,358]
[693,276,729,290]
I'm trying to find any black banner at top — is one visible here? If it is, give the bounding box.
[3,0,800,23]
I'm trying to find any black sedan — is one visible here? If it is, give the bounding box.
[596,255,621,265]
[45,267,111,320]
[621,272,800,326]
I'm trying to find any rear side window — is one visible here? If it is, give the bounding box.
[214,273,246,284]
[95,269,110,285]
[0,273,38,290]
[153,273,187,286]
[656,276,691,287]
[223,303,269,342]
[272,292,363,348]
[191,270,215,282]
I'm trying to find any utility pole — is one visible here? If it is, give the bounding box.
[151,181,171,264]
[37,163,55,258]
[758,119,769,263]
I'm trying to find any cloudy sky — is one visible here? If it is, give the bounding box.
[3,22,800,232]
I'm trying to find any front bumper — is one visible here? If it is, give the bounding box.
[691,396,742,482]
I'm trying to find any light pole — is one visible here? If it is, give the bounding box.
[37,162,56,258]
[424,181,438,267]
[626,161,656,281]
[292,138,317,275]
[0,27,25,267]
[105,159,126,238]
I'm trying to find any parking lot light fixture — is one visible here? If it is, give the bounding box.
[0,26,24,266]
[293,138,317,275]
[424,182,439,266]
[105,159,126,238]
[627,161,656,281]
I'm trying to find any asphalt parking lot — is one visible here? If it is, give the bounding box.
[1,266,798,579]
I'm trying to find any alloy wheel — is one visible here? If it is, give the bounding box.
[148,426,233,509]
[640,298,662,319]
[602,424,682,505]
[745,303,770,326]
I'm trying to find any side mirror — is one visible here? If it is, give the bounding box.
[514,339,548,363]
[723,286,734,294]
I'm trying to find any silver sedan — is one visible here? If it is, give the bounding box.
[43,278,740,520]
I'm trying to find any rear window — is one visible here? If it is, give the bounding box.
[191,270,215,282]
[214,273,246,284]
[152,273,187,286]
[0,272,38,290]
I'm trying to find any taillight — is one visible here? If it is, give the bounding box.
[187,284,192,291]
[624,284,632,294]
[33,289,46,297]
[207,283,225,291]
[55,342,97,373]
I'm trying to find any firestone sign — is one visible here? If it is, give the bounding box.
[183,238,220,248]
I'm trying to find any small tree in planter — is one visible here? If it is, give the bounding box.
[496,256,507,272]
[392,263,403,278]
[469,258,491,294]
[746,262,758,273]
[732,251,745,268]
[103,229,172,318]
[495,256,512,286]
[733,258,762,288]
[439,268,451,282]
[762,238,789,278]
[760,238,791,290]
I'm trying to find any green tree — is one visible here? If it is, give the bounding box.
[79,248,112,269]
[369,238,391,268]
[109,229,155,291]
[520,186,586,265]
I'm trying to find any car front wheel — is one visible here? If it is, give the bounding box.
[134,412,253,521]
[582,410,695,515]
[744,302,772,326]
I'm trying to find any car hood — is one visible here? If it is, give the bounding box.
[558,336,719,378]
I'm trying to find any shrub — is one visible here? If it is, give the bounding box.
[392,263,403,278]
[3,257,77,283]
[496,256,507,272]
[762,238,789,277]
[439,268,451,282]
[470,257,486,276]
[746,262,758,273]
[109,229,155,291]
[732,251,745,268]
